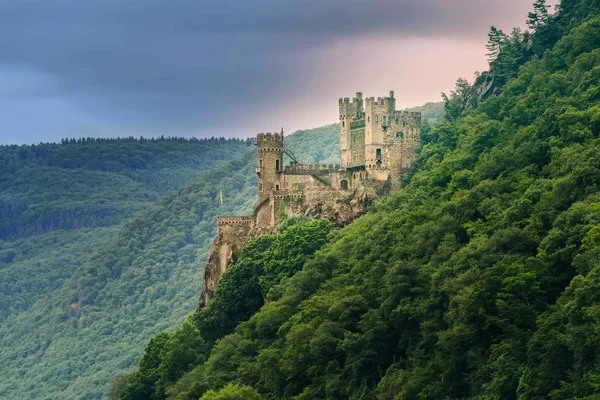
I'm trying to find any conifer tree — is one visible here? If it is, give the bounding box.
[486,26,507,61]
[527,0,551,30]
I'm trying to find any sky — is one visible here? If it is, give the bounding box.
[0,0,556,145]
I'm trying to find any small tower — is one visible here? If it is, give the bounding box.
[365,90,396,173]
[339,93,364,169]
[256,130,284,203]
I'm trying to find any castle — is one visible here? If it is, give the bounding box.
[199,91,421,307]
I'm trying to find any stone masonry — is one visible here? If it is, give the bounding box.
[199,91,421,307]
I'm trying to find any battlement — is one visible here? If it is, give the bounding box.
[339,92,364,119]
[366,98,393,107]
[284,163,341,175]
[217,216,255,226]
[272,192,304,200]
[256,131,284,144]
[394,111,421,118]
[338,92,363,105]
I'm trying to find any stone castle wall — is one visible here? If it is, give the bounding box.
[199,91,422,308]
[198,216,254,308]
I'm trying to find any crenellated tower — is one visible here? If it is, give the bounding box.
[364,91,396,171]
[201,92,422,308]
[256,130,284,203]
[339,93,365,169]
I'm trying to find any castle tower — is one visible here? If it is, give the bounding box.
[365,90,396,174]
[339,93,364,169]
[256,130,284,203]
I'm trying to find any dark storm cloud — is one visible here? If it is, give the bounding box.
[0,0,535,143]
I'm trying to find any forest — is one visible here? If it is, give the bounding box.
[111,0,600,399]
[0,129,343,399]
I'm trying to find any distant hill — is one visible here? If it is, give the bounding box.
[405,101,445,124]
[283,124,340,165]
[0,137,250,324]
[0,126,341,399]
[0,137,251,241]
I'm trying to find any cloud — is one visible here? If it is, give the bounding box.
[0,0,542,144]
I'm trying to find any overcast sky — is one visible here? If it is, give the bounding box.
[0,0,555,145]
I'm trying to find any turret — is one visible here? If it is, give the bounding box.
[256,129,284,202]
[365,90,397,172]
[339,92,365,169]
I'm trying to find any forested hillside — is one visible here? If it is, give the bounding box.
[0,138,249,323]
[114,1,600,399]
[405,102,445,124]
[0,127,342,399]
[0,137,250,240]
[282,124,340,166]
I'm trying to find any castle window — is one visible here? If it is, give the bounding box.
[275,184,280,191]
[342,121,345,127]
[376,148,382,160]
[341,180,349,190]
[259,180,263,192]
[368,116,370,122]
[276,159,280,171]
[259,159,263,168]
[375,116,378,123]
[383,116,387,125]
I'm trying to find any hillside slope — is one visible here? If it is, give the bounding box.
[116,1,600,399]
[0,137,250,241]
[0,127,342,399]
[0,138,250,323]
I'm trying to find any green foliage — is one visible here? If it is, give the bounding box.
[131,4,600,399]
[282,124,340,166]
[0,137,250,241]
[118,219,334,399]
[199,383,262,400]
[0,128,340,399]
[0,226,120,322]
[0,148,256,399]
[404,102,445,124]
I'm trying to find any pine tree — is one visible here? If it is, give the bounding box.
[486,26,507,61]
[527,0,551,30]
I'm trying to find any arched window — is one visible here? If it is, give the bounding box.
[342,121,345,127]
[276,159,280,171]
[259,180,263,192]
[376,148,382,160]
[375,115,379,123]
[341,180,349,190]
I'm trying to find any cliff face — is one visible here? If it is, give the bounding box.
[198,217,254,308]
[198,92,420,309]
[198,184,380,308]
[282,185,377,226]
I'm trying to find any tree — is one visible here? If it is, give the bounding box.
[199,383,262,400]
[486,26,508,61]
[527,0,551,31]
